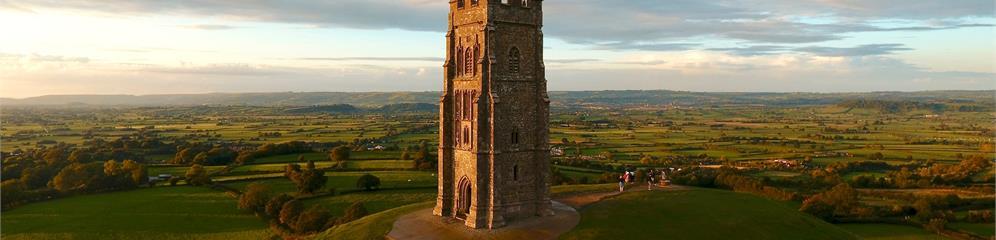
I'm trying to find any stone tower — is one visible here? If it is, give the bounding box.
[433,0,552,229]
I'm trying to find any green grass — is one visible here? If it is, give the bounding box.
[562,188,858,240]
[837,224,948,240]
[1,186,268,240]
[314,201,434,240]
[948,222,995,238]
[223,171,436,194]
[303,189,436,217]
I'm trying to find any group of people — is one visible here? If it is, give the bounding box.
[617,168,671,192]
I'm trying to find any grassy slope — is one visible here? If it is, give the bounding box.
[1,186,268,240]
[838,224,950,240]
[562,188,858,240]
[314,201,434,240]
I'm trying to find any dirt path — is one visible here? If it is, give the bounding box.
[554,184,688,209]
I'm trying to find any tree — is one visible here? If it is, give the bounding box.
[285,160,327,195]
[799,183,858,220]
[121,160,147,185]
[52,162,104,192]
[2,180,24,207]
[412,142,435,171]
[279,200,304,226]
[340,202,368,223]
[265,194,294,218]
[239,183,271,216]
[185,164,212,186]
[330,146,351,162]
[292,205,332,234]
[356,174,381,191]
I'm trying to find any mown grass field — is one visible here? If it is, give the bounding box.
[1,186,269,240]
[561,188,859,240]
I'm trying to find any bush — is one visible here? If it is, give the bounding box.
[285,160,327,194]
[965,210,994,223]
[356,174,381,191]
[799,183,858,220]
[924,218,947,233]
[330,146,351,162]
[279,200,304,226]
[265,194,294,218]
[292,205,332,234]
[238,183,271,216]
[184,164,212,186]
[340,202,368,224]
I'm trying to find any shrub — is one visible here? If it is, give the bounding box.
[924,218,947,233]
[279,200,304,226]
[285,160,327,195]
[330,146,351,162]
[356,174,381,191]
[265,194,293,218]
[292,205,332,234]
[238,183,271,216]
[184,164,212,186]
[340,202,368,224]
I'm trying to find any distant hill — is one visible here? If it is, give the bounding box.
[283,103,438,114]
[2,90,992,108]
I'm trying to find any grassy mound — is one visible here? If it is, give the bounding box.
[313,201,434,240]
[1,186,268,240]
[562,188,858,240]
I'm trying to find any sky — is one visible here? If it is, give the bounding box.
[0,0,994,98]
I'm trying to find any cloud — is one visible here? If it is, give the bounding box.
[713,44,913,57]
[708,45,790,56]
[795,44,913,57]
[298,57,444,62]
[591,42,700,52]
[546,59,602,64]
[180,24,239,30]
[7,0,992,51]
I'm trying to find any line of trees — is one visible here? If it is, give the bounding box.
[2,144,148,210]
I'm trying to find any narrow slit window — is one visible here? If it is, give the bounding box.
[513,165,519,181]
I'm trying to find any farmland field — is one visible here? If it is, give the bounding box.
[1,187,268,240]
[3,91,993,240]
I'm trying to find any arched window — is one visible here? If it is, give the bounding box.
[471,0,479,6]
[457,0,465,8]
[464,47,474,76]
[508,47,521,74]
[473,45,480,76]
[522,0,528,7]
[456,48,464,76]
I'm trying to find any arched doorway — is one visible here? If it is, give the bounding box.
[457,177,472,219]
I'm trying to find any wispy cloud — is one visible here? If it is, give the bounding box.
[180,24,239,30]
[795,44,913,57]
[297,57,444,62]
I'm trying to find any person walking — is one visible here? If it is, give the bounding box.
[617,174,625,192]
[647,169,656,190]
